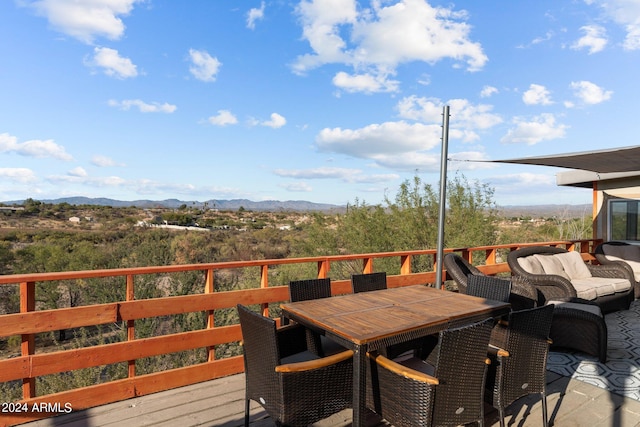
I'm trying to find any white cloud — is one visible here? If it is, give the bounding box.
[293,0,487,93]
[569,80,613,105]
[68,166,88,177]
[87,47,138,78]
[92,155,125,167]
[274,167,399,183]
[208,110,238,126]
[395,96,502,141]
[588,0,640,50]
[501,113,568,145]
[316,121,441,161]
[188,49,221,82]
[108,99,177,113]
[261,113,287,128]
[25,0,143,44]
[522,84,553,105]
[480,85,498,98]
[247,2,266,29]
[332,71,399,93]
[571,25,608,54]
[0,168,37,183]
[280,182,313,192]
[0,132,73,161]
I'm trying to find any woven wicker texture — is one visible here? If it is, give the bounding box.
[351,272,388,293]
[595,241,640,299]
[287,278,346,357]
[367,318,494,427]
[507,246,633,313]
[467,275,512,303]
[443,253,484,294]
[487,304,554,427]
[237,304,353,426]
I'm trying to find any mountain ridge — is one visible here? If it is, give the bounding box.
[1,196,591,216]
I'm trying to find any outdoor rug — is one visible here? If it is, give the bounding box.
[546,300,640,401]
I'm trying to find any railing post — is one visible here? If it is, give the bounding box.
[126,274,135,378]
[317,260,329,278]
[20,281,36,399]
[363,257,373,274]
[400,255,411,275]
[260,265,269,317]
[485,248,496,265]
[205,268,215,361]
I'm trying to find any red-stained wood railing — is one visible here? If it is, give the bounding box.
[0,239,600,426]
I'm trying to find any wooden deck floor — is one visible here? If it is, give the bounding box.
[16,368,640,427]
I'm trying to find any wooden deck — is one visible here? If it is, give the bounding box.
[16,368,640,427]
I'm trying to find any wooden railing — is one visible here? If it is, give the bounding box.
[0,239,599,426]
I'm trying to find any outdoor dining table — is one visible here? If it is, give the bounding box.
[280,284,511,427]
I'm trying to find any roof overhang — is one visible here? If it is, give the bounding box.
[491,145,640,173]
[555,170,640,188]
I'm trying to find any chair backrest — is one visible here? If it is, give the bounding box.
[443,253,483,293]
[467,275,512,303]
[351,272,387,293]
[289,278,332,302]
[431,317,494,426]
[236,304,281,413]
[497,304,554,405]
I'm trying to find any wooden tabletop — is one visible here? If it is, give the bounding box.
[280,285,510,345]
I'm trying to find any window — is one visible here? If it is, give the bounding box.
[610,199,640,240]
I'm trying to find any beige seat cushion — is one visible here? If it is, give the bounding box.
[571,277,630,299]
[554,251,592,280]
[533,254,571,280]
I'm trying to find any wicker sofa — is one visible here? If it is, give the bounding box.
[594,241,640,299]
[507,246,633,314]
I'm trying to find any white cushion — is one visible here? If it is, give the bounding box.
[568,279,601,300]
[570,277,631,298]
[533,254,571,280]
[554,251,592,280]
[517,255,545,274]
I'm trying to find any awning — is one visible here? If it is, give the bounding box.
[488,145,640,174]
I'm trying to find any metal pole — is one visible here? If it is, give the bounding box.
[435,106,450,288]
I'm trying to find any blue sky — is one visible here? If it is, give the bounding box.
[1,0,639,207]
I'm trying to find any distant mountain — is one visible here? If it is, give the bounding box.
[2,197,345,212]
[498,204,592,217]
[2,197,592,217]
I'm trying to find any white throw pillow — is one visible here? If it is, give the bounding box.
[555,251,593,280]
[517,255,545,274]
[533,254,571,280]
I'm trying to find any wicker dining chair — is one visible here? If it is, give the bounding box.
[367,318,494,427]
[467,275,512,303]
[237,304,354,427]
[286,278,345,356]
[486,304,554,427]
[443,253,484,294]
[289,277,332,301]
[351,272,387,293]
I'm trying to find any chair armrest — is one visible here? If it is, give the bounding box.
[488,344,509,358]
[369,353,439,385]
[588,263,633,281]
[275,350,353,373]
